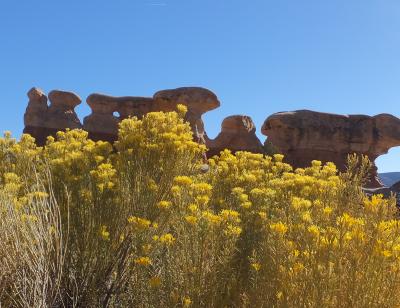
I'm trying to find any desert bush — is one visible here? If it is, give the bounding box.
[0,173,64,307]
[0,107,399,307]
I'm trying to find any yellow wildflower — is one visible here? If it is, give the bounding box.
[273,154,284,162]
[241,201,252,209]
[188,203,198,212]
[307,225,320,238]
[176,104,188,116]
[99,225,110,241]
[202,211,221,225]
[251,263,262,271]
[149,276,161,288]
[160,233,175,245]
[171,185,181,197]
[192,182,212,194]
[195,195,210,205]
[182,296,192,307]
[134,256,152,266]
[382,250,392,258]
[220,210,241,223]
[224,225,242,236]
[270,222,288,235]
[293,262,304,274]
[323,206,333,216]
[301,212,312,223]
[157,200,172,210]
[173,175,193,186]
[128,216,151,230]
[185,215,198,225]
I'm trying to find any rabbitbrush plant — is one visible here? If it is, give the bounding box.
[0,106,399,307]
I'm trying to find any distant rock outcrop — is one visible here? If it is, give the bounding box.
[23,87,262,158]
[153,87,220,146]
[84,94,121,142]
[207,115,263,157]
[23,87,400,189]
[23,88,82,145]
[262,110,400,188]
[47,90,82,130]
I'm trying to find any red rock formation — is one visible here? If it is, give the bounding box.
[153,87,220,144]
[84,94,155,142]
[262,110,400,188]
[23,87,399,189]
[47,90,82,129]
[117,97,154,120]
[23,88,82,145]
[207,115,263,157]
[23,88,49,145]
[83,94,120,143]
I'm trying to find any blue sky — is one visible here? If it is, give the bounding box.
[0,0,399,172]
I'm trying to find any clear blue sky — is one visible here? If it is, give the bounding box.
[1,0,399,172]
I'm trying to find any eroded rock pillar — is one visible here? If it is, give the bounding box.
[83,94,119,143]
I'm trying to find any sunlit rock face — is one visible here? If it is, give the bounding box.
[23,88,82,145]
[262,110,400,188]
[207,115,264,157]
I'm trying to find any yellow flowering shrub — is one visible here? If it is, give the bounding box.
[0,110,399,307]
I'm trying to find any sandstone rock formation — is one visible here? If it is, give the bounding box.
[84,94,155,142]
[47,90,82,130]
[117,97,154,120]
[207,115,263,157]
[83,94,120,142]
[24,88,49,146]
[24,88,48,126]
[23,88,82,145]
[82,87,221,144]
[23,87,400,189]
[153,87,220,144]
[262,110,400,188]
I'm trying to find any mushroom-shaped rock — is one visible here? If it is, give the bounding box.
[83,94,120,142]
[153,87,220,142]
[46,90,82,129]
[23,87,49,145]
[262,110,400,188]
[153,87,220,113]
[207,115,263,157]
[24,87,48,127]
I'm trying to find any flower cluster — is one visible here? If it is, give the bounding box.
[0,111,399,307]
